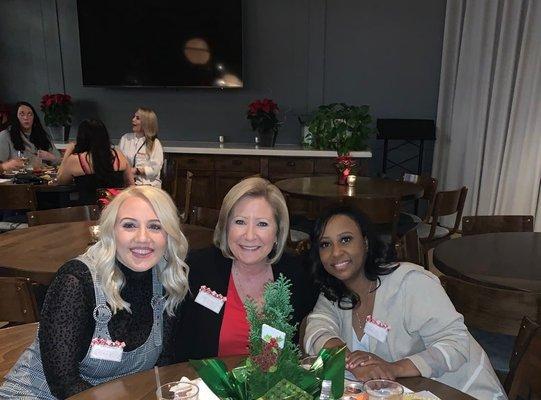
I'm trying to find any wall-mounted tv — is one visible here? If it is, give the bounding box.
[76,1,243,88]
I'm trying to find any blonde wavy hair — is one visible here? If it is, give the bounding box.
[137,107,158,153]
[214,177,289,264]
[83,185,189,316]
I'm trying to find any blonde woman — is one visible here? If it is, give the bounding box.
[0,186,189,399]
[118,108,164,187]
[175,177,318,362]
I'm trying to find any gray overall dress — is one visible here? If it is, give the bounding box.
[0,257,165,399]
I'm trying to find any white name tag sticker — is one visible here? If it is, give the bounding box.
[89,339,124,362]
[363,315,390,343]
[261,323,286,349]
[194,286,226,314]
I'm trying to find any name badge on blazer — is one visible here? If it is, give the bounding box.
[194,285,227,314]
[89,338,125,362]
[363,315,390,343]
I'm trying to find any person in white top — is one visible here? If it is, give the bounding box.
[118,108,164,187]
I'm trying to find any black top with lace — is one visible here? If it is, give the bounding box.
[38,259,176,399]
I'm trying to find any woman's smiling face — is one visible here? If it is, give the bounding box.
[318,214,366,285]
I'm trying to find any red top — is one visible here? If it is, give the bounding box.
[78,149,120,174]
[218,274,249,357]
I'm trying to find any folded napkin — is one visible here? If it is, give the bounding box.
[179,376,220,399]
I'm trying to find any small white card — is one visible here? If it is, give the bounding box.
[195,287,226,314]
[89,343,123,362]
[261,323,286,349]
[363,315,390,343]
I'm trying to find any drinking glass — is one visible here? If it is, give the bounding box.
[156,381,199,400]
[364,379,403,400]
[16,150,28,169]
[300,355,318,370]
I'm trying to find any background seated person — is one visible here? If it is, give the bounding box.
[0,101,61,165]
[175,177,318,361]
[57,119,133,205]
[0,186,190,399]
[303,204,506,400]
[119,107,164,187]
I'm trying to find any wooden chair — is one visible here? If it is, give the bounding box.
[161,156,178,199]
[179,171,193,223]
[505,317,541,399]
[347,197,402,257]
[0,184,37,211]
[402,173,438,221]
[0,322,38,381]
[462,215,534,236]
[440,275,541,383]
[189,206,220,229]
[418,186,468,268]
[27,205,100,227]
[0,277,41,324]
[440,275,541,336]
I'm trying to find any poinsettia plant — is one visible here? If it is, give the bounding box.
[246,98,281,134]
[40,93,73,127]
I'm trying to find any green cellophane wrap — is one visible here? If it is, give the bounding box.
[189,276,346,399]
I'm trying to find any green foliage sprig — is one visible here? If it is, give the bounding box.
[244,275,304,398]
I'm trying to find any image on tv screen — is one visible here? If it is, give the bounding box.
[77,0,243,88]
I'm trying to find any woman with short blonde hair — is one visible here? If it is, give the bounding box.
[119,107,164,187]
[0,186,189,399]
[175,177,318,362]
[213,177,289,265]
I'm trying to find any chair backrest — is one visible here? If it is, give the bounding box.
[402,173,438,221]
[0,277,40,324]
[27,205,100,227]
[506,317,541,399]
[0,184,37,210]
[440,275,541,336]
[424,186,467,240]
[161,156,178,198]
[349,197,402,253]
[179,171,194,223]
[188,206,220,229]
[462,215,534,236]
[0,322,39,381]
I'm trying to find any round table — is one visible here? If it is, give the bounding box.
[69,356,476,400]
[433,232,541,293]
[275,176,423,201]
[0,221,214,285]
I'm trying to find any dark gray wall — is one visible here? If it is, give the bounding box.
[0,0,446,176]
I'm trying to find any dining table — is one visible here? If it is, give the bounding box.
[0,220,214,285]
[68,355,476,400]
[433,232,541,293]
[274,176,424,201]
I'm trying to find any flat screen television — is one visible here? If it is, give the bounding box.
[76,1,243,88]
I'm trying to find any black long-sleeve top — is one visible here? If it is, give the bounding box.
[38,259,176,399]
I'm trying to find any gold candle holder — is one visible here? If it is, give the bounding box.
[346,174,357,187]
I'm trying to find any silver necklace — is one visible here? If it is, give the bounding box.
[353,280,375,327]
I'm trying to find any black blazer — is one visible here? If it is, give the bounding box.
[174,246,318,362]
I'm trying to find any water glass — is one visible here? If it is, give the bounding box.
[364,379,403,400]
[300,355,318,370]
[156,381,199,400]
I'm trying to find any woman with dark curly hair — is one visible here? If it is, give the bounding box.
[0,101,61,165]
[303,204,505,400]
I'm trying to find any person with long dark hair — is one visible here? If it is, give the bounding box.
[303,204,505,400]
[0,101,61,164]
[57,119,133,204]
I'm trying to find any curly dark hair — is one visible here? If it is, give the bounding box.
[73,119,115,178]
[8,101,53,152]
[310,203,398,309]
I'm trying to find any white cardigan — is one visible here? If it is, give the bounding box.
[118,133,163,187]
[304,262,506,400]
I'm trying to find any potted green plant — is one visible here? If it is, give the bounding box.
[302,103,373,156]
